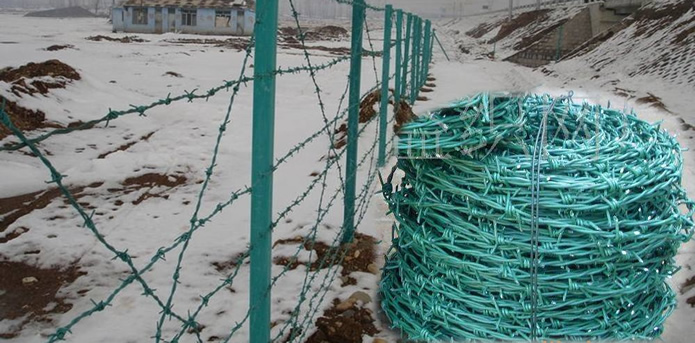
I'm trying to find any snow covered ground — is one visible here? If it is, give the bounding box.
[0,7,693,343]
[0,13,391,343]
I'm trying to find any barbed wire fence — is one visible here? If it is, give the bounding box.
[0,0,442,342]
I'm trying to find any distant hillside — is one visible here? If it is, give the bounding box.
[558,0,695,89]
[25,6,97,18]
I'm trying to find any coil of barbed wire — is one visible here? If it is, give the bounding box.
[379,93,694,341]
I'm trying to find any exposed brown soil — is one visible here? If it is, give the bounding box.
[0,97,57,140]
[330,90,383,150]
[272,233,377,276]
[340,233,377,275]
[466,21,500,39]
[305,299,378,343]
[0,182,103,235]
[164,71,183,78]
[118,173,187,205]
[279,25,349,42]
[281,42,351,55]
[273,237,335,271]
[394,100,417,133]
[87,35,147,43]
[211,252,248,274]
[683,275,695,307]
[45,44,75,51]
[0,59,79,139]
[490,9,551,44]
[0,260,86,338]
[0,59,81,97]
[359,90,381,124]
[677,118,695,132]
[636,93,671,113]
[97,131,155,159]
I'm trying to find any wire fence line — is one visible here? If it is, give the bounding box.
[0,0,437,342]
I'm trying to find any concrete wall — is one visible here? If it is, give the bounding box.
[113,7,254,36]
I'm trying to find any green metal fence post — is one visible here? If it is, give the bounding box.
[249,0,278,342]
[402,13,412,101]
[378,5,393,167]
[342,0,365,244]
[394,10,403,106]
[410,16,421,104]
[422,20,432,88]
[433,30,450,61]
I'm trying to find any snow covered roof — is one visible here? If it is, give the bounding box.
[122,0,247,9]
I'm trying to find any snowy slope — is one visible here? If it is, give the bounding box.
[554,0,695,91]
[0,13,393,343]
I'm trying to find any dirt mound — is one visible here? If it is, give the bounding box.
[0,98,55,140]
[0,60,80,138]
[87,35,147,43]
[394,100,416,133]
[279,25,349,42]
[25,6,97,18]
[1,59,81,98]
[272,233,377,276]
[0,59,80,85]
[45,44,75,51]
[305,299,378,343]
[0,260,86,338]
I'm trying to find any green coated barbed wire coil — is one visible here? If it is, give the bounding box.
[379,92,695,341]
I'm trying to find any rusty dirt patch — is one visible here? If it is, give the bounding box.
[0,260,86,338]
[272,233,377,277]
[116,173,188,205]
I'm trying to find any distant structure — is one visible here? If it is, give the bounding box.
[25,6,98,18]
[112,0,255,36]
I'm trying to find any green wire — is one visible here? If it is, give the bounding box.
[380,92,694,341]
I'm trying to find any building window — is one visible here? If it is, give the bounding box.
[181,9,197,26]
[132,8,148,25]
[215,10,231,27]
